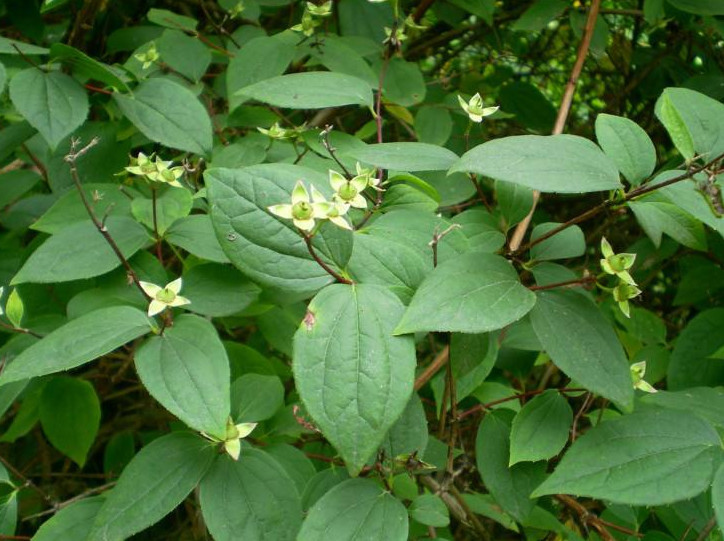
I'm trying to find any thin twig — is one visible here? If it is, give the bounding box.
[302,234,353,284]
[694,516,717,541]
[22,482,116,521]
[529,275,596,292]
[508,0,602,252]
[319,125,352,177]
[65,138,150,301]
[419,475,490,541]
[458,387,586,420]
[0,320,41,338]
[414,346,450,391]
[0,454,54,506]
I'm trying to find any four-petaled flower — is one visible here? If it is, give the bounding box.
[311,186,352,230]
[268,181,331,231]
[139,277,191,317]
[134,44,159,70]
[147,157,185,188]
[291,11,319,36]
[222,420,257,461]
[600,237,636,285]
[457,93,499,123]
[630,360,657,393]
[613,282,642,318]
[125,152,157,177]
[330,170,367,209]
[306,0,332,17]
[257,122,295,140]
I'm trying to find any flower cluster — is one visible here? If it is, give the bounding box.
[267,164,378,232]
[457,93,499,123]
[600,237,642,318]
[291,1,332,36]
[125,152,185,188]
[257,122,306,141]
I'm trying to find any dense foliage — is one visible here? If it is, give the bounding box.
[1,0,724,539]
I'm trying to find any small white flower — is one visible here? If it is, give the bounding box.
[223,422,257,460]
[306,0,332,17]
[267,181,332,231]
[311,186,352,230]
[457,93,499,123]
[139,277,191,317]
[631,361,657,393]
[147,157,185,188]
[134,44,159,70]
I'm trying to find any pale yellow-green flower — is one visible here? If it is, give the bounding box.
[125,152,157,177]
[613,282,642,318]
[600,237,637,285]
[291,11,319,36]
[329,170,367,209]
[147,156,185,188]
[268,181,332,231]
[257,122,295,140]
[311,186,352,230]
[306,0,332,17]
[457,93,499,123]
[134,44,159,70]
[630,361,657,393]
[222,420,257,461]
[140,277,191,317]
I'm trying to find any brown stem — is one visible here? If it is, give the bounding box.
[64,138,151,301]
[556,494,643,539]
[694,516,717,541]
[320,125,353,178]
[0,454,54,507]
[419,475,490,540]
[458,387,586,420]
[508,0,602,252]
[84,84,113,95]
[414,345,450,391]
[514,151,724,255]
[529,275,597,292]
[0,320,42,339]
[302,234,353,284]
[20,143,48,183]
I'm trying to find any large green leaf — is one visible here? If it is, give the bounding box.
[530,291,634,410]
[297,478,408,540]
[451,135,622,193]
[12,217,149,284]
[640,387,724,431]
[293,284,416,475]
[114,78,212,155]
[9,68,88,149]
[509,390,573,465]
[655,87,724,160]
[165,214,230,264]
[381,394,429,459]
[395,253,536,335]
[34,497,104,541]
[182,263,260,318]
[532,409,722,505]
[0,306,152,384]
[529,223,585,261]
[713,463,724,534]
[666,0,724,15]
[39,376,101,467]
[131,187,193,235]
[135,314,230,438]
[206,165,353,295]
[236,72,374,109]
[157,30,211,82]
[595,113,656,185]
[668,309,724,389]
[199,450,303,541]
[88,432,215,541]
[49,43,130,92]
[227,36,295,111]
[629,198,707,251]
[652,171,724,238]
[475,410,546,522]
[345,142,458,172]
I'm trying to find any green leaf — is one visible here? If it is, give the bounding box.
[628,199,707,251]
[4,289,23,328]
[512,0,567,31]
[475,410,546,522]
[34,497,104,541]
[0,62,6,95]
[451,209,506,253]
[345,142,458,172]
[0,36,49,55]
[182,263,260,318]
[382,58,426,106]
[530,223,585,261]
[712,463,724,534]
[39,376,101,467]
[640,387,724,431]
[496,180,534,229]
[114,78,212,155]
[415,107,453,146]
[667,309,724,390]
[0,306,152,385]
[130,187,193,235]
[451,135,622,193]
[165,214,230,264]
[12,217,149,284]
[530,291,633,409]
[302,469,350,511]
[306,36,377,87]
[135,314,230,438]
[666,0,724,15]
[9,68,88,149]
[531,409,722,505]
[381,394,429,459]
[237,72,374,109]
[31,183,134,234]
[655,92,696,161]
[498,81,557,133]
[206,165,353,296]
[264,444,317,496]
[199,450,303,541]
[298,478,408,541]
[49,43,130,92]
[146,8,198,31]
[410,494,449,527]
[293,284,416,475]
[509,390,573,465]
[231,374,285,422]
[157,30,211,82]
[227,36,296,111]
[88,432,215,541]
[658,87,724,159]
[595,113,656,185]
[395,253,536,335]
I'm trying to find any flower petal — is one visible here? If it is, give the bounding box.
[330,215,352,230]
[351,174,368,191]
[329,170,346,191]
[169,295,191,308]
[294,217,316,231]
[291,180,310,204]
[166,277,183,295]
[350,194,367,209]
[457,94,469,113]
[235,422,257,438]
[139,281,162,298]
[148,299,167,317]
[224,439,241,461]
[268,204,294,219]
[310,185,327,203]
